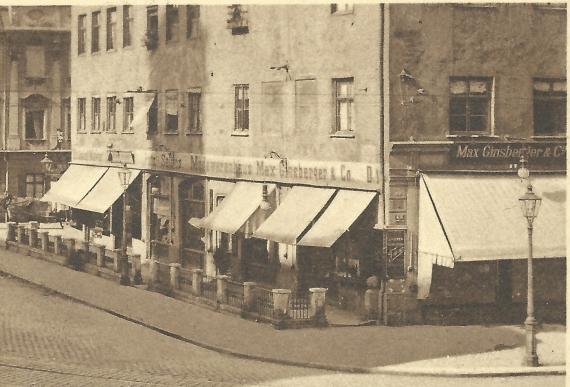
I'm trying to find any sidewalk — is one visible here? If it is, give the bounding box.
[0,247,565,377]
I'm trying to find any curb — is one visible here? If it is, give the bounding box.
[0,267,566,378]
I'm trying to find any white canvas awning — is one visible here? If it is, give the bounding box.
[75,167,140,213]
[41,164,107,207]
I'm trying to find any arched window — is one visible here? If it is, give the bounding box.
[22,94,49,140]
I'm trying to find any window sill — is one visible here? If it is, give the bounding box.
[76,130,88,134]
[454,3,498,9]
[25,139,47,142]
[330,131,355,139]
[91,131,102,134]
[121,130,135,134]
[531,135,566,140]
[106,48,117,53]
[163,131,179,135]
[446,133,499,139]
[185,131,203,136]
[231,131,249,137]
[332,11,354,16]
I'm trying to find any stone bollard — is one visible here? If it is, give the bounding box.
[192,269,203,296]
[243,282,257,312]
[16,224,26,244]
[6,222,16,242]
[132,254,142,285]
[111,249,122,272]
[53,235,62,256]
[170,263,181,289]
[94,244,105,267]
[309,288,328,326]
[63,238,76,266]
[39,231,49,252]
[216,275,228,304]
[364,289,379,320]
[272,289,291,328]
[150,259,160,284]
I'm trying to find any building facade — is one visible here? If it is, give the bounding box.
[0,6,71,216]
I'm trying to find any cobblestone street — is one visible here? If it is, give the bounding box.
[0,273,327,386]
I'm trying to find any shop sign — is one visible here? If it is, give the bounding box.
[452,142,566,164]
[384,229,406,279]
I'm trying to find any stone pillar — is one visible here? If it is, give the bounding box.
[7,58,20,149]
[16,225,25,244]
[150,259,159,284]
[111,249,121,272]
[309,288,328,326]
[132,254,142,285]
[94,244,105,267]
[243,282,257,311]
[364,289,379,321]
[39,231,49,252]
[53,235,62,256]
[169,263,181,289]
[216,275,228,304]
[63,238,75,266]
[272,289,291,326]
[192,269,203,296]
[28,228,38,248]
[6,222,16,242]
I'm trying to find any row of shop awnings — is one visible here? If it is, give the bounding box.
[417,173,566,299]
[190,183,377,248]
[41,164,140,213]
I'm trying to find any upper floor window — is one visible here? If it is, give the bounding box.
[145,6,159,50]
[227,5,249,35]
[123,96,134,132]
[334,78,354,133]
[106,96,117,132]
[533,79,566,136]
[331,4,354,14]
[78,14,87,54]
[449,77,492,133]
[187,91,201,133]
[106,7,117,50]
[92,97,101,132]
[23,94,48,140]
[165,90,179,133]
[77,98,86,132]
[234,84,249,132]
[61,98,71,139]
[91,11,101,53]
[187,5,200,38]
[123,5,133,47]
[25,174,44,199]
[166,5,179,42]
[148,95,158,135]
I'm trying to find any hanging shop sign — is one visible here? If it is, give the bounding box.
[451,142,566,165]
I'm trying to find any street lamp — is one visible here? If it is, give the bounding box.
[118,163,132,286]
[40,153,53,194]
[517,156,542,367]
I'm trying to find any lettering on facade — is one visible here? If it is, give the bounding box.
[453,143,566,164]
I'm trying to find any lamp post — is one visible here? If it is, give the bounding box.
[118,163,132,286]
[40,152,53,195]
[517,156,542,367]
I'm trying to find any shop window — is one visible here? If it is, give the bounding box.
[123,96,134,132]
[187,91,201,133]
[449,77,492,133]
[234,84,249,133]
[166,5,179,42]
[165,90,179,133]
[245,238,269,264]
[25,174,44,198]
[145,6,159,49]
[77,98,86,132]
[182,179,205,251]
[334,236,359,279]
[91,11,101,53]
[78,14,87,54]
[91,97,101,132]
[331,4,354,14]
[533,79,566,136]
[187,5,200,38]
[23,94,48,140]
[106,7,117,50]
[333,77,354,133]
[123,5,133,47]
[61,98,71,139]
[227,5,249,35]
[106,96,117,132]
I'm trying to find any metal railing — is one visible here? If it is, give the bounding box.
[253,287,274,320]
[179,267,194,292]
[201,277,217,302]
[224,279,244,309]
[289,292,310,320]
[156,261,171,285]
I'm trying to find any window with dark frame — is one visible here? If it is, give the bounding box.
[91,11,101,53]
[92,97,101,132]
[186,5,200,38]
[78,14,87,54]
[187,91,201,133]
[106,7,117,50]
[182,180,205,251]
[227,5,249,35]
[166,5,179,42]
[334,77,354,132]
[533,79,566,136]
[123,5,133,47]
[24,110,45,140]
[146,6,159,49]
[77,97,86,132]
[25,174,44,199]
[165,90,179,133]
[123,96,134,132]
[106,96,117,132]
[449,77,492,133]
[234,84,249,132]
[62,98,71,139]
[148,95,158,134]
